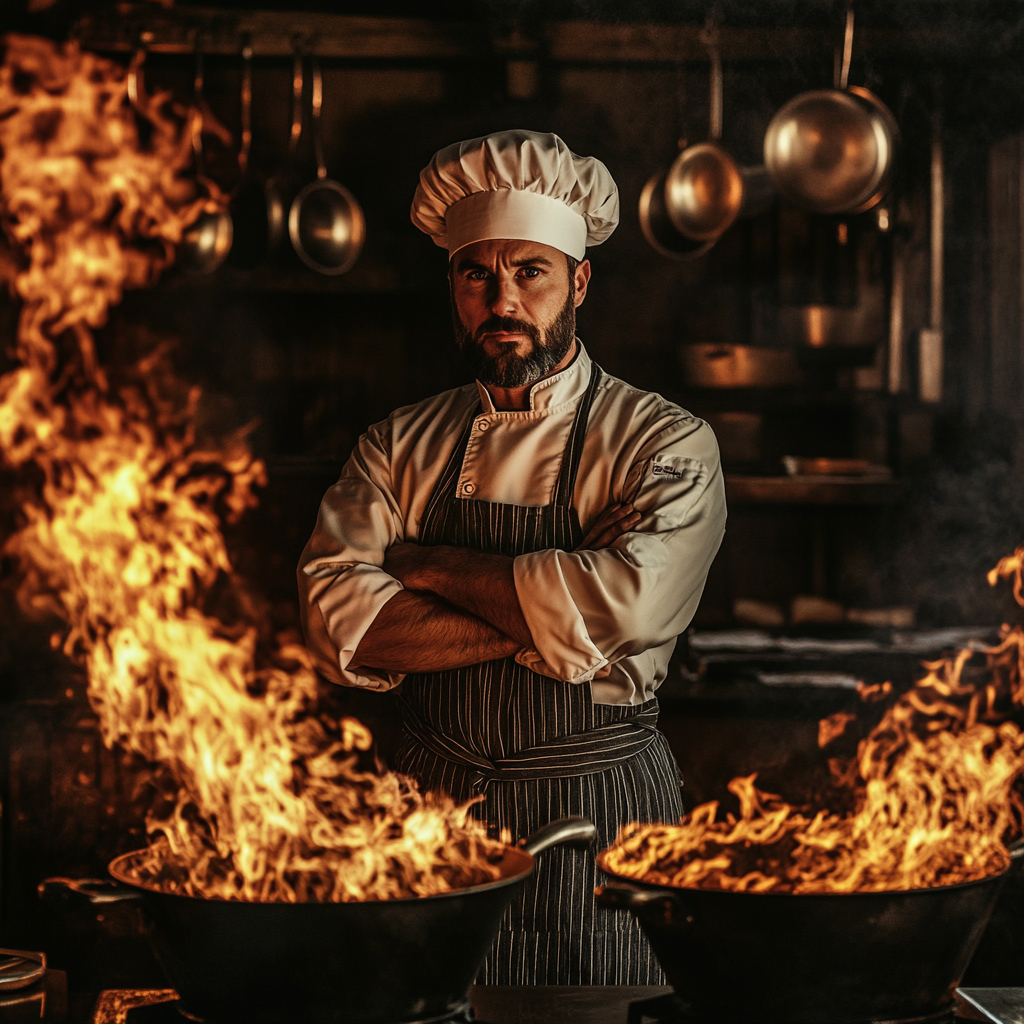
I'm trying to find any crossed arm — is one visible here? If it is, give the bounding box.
[350,503,641,676]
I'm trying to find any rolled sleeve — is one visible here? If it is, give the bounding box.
[514,422,727,675]
[298,426,406,690]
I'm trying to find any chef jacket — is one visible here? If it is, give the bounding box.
[298,342,726,706]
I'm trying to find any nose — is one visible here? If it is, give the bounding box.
[488,271,520,318]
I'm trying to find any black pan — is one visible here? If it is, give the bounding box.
[41,816,596,1024]
[597,844,1024,1024]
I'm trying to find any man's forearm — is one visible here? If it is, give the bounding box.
[351,589,520,674]
[407,547,534,648]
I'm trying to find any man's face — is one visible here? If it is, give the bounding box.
[449,239,590,388]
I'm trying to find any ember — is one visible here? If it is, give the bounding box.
[600,543,1024,893]
[0,34,506,903]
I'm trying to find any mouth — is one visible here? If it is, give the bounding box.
[478,330,530,342]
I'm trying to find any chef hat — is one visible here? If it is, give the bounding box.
[411,130,619,260]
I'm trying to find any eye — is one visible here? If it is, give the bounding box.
[519,266,541,279]
[467,270,489,281]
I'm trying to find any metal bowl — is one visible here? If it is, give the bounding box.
[665,142,744,241]
[764,87,899,216]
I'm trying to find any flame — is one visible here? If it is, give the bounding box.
[0,34,506,902]
[600,546,1024,893]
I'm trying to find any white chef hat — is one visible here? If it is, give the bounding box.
[411,130,619,260]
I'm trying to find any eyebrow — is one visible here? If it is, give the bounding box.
[454,254,556,273]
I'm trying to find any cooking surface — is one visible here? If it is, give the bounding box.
[70,985,1001,1024]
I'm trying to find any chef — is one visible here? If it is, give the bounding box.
[298,130,726,985]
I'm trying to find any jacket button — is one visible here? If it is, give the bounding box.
[463,482,476,495]
[477,419,490,431]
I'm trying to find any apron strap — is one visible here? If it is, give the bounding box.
[552,362,603,509]
[399,695,661,793]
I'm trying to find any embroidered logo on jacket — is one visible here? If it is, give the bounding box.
[652,462,686,480]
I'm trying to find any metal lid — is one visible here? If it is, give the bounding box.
[0,949,46,991]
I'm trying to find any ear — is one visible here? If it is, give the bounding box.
[573,259,592,308]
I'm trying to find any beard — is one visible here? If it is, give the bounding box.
[451,285,577,388]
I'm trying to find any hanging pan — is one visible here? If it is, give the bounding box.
[288,57,365,276]
[763,6,899,216]
[664,34,774,242]
[640,33,773,260]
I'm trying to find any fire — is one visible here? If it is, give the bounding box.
[0,35,505,903]
[600,545,1024,893]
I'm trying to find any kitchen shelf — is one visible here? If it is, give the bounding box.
[725,474,905,504]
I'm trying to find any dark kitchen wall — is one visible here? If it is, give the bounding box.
[3,1,1024,963]
[75,9,1021,634]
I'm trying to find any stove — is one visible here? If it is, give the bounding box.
[82,986,1001,1024]
[91,990,482,1024]
[87,986,678,1024]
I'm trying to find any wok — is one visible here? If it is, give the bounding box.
[41,816,596,1024]
[597,844,1024,1024]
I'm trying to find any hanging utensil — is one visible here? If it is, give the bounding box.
[288,57,365,276]
[763,5,899,215]
[178,33,233,273]
[228,37,286,269]
[664,32,775,242]
[638,60,715,261]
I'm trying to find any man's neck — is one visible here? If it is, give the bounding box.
[483,339,578,412]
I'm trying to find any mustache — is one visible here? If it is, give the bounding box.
[471,316,540,344]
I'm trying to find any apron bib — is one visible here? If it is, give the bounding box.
[394,364,684,985]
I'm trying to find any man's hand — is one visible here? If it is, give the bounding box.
[578,502,641,550]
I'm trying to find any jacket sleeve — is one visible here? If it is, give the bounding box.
[297,424,406,690]
[512,419,726,683]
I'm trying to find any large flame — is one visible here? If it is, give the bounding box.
[600,546,1024,893]
[0,35,505,902]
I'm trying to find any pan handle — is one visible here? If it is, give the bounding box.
[1007,838,1024,861]
[595,882,691,927]
[521,816,597,857]
[38,877,143,905]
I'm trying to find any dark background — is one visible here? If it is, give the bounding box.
[2,0,1024,992]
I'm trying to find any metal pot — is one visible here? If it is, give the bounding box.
[596,847,1023,1024]
[40,816,595,1024]
[679,343,803,388]
[763,9,899,216]
[288,58,365,276]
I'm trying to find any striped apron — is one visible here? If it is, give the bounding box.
[394,364,685,985]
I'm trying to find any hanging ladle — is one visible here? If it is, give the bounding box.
[288,56,365,276]
[177,34,234,274]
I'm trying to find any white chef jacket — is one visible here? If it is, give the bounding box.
[298,342,726,706]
